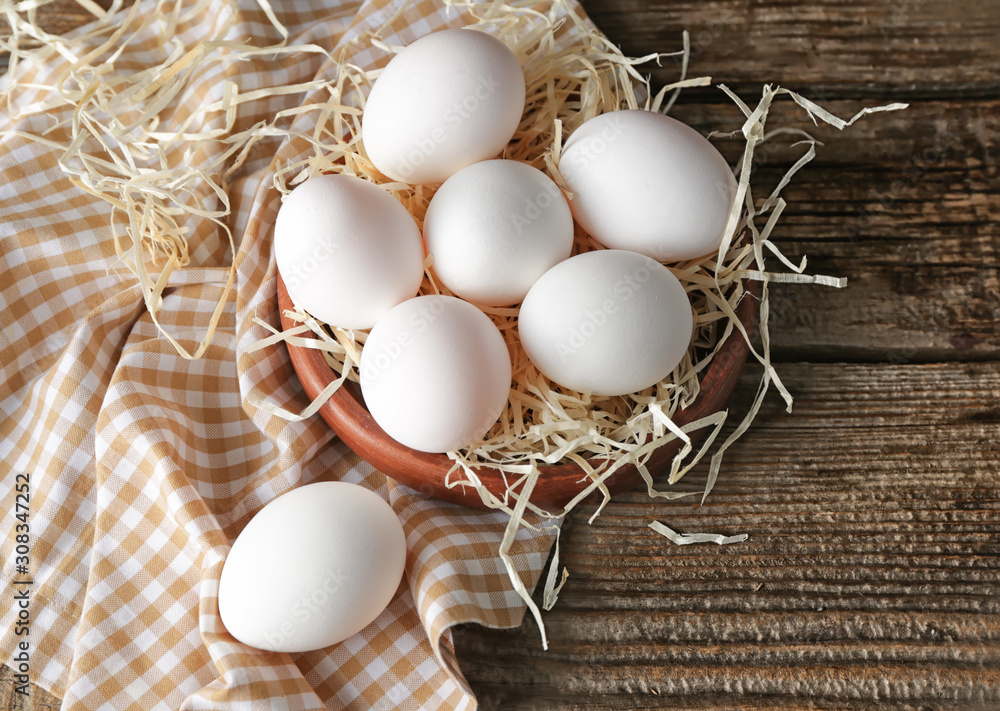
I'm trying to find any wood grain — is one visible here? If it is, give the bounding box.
[453,363,1000,710]
[0,0,114,69]
[660,98,1000,362]
[580,0,1000,100]
[0,665,59,710]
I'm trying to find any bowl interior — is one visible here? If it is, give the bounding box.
[276,273,758,510]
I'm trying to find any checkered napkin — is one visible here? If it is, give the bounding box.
[0,1,589,707]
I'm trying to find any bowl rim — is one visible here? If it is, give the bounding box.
[276,272,759,510]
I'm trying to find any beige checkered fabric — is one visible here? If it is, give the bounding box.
[0,0,587,708]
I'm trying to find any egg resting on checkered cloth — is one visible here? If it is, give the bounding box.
[0,0,584,707]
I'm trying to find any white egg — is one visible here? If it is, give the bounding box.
[423,160,573,307]
[559,110,738,262]
[361,29,526,185]
[360,295,511,453]
[518,249,693,396]
[218,481,406,653]
[274,174,424,330]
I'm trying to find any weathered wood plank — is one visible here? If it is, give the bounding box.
[0,0,111,63]
[454,361,1000,709]
[581,0,1000,100]
[738,361,1000,428]
[462,667,1000,711]
[670,98,997,176]
[666,98,1000,361]
[0,664,60,710]
[763,253,999,362]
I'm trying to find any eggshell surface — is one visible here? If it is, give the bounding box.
[559,110,738,262]
[361,29,526,185]
[360,295,511,453]
[218,481,406,653]
[274,173,424,330]
[423,160,573,306]
[518,249,693,396]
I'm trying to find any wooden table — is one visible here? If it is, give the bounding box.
[3,1,998,709]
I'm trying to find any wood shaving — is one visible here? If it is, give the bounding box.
[649,520,748,546]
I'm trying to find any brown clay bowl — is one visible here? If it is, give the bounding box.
[277,273,758,510]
